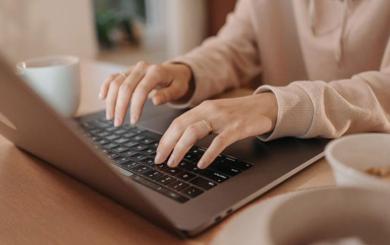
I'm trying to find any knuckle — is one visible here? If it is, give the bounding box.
[201,100,218,111]
[136,84,148,95]
[112,78,123,87]
[108,74,116,81]
[186,125,199,138]
[137,60,148,69]
[171,118,184,131]
[119,82,131,92]
[148,64,162,74]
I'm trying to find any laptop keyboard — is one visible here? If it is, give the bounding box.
[80,117,253,203]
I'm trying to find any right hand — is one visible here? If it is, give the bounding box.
[99,61,193,126]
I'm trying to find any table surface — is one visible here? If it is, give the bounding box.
[0,61,335,245]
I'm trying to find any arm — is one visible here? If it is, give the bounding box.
[170,0,261,107]
[257,40,390,140]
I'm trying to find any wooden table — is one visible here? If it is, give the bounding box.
[0,61,335,245]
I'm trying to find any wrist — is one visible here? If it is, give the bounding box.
[168,63,195,103]
[253,92,278,132]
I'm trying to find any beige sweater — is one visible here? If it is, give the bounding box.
[172,0,390,141]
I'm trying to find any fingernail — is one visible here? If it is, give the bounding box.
[154,152,163,164]
[152,97,161,106]
[130,115,138,125]
[114,117,120,127]
[167,157,175,167]
[98,93,103,100]
[197,161,206,169]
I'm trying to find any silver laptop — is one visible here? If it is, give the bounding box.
[0,55,327,237]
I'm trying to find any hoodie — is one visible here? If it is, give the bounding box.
[170,0,390,140]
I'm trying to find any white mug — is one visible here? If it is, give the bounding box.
[16,56,80,117]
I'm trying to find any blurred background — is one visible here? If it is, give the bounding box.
[0,0,236,65]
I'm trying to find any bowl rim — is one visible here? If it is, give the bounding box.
[325,133,390,186]
[265,186,390,244]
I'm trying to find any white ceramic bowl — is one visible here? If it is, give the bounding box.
[265,187,390,245]
[325,133,390,189]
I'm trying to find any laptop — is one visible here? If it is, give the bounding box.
[0,55,328,237]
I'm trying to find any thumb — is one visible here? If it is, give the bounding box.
[151,80,187,105]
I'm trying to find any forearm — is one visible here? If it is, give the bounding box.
[169,0,261,107]
[256,69,390,141]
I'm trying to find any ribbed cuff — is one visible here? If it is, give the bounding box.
[254,83,314,141]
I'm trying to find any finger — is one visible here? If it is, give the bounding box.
[155,108,203,164]
[99,73,119,100]
[130,65,169,124]
[113,61,147,125]
[197,130,237,169]
[166,121,212,168]
[105,75,126,120]
[113,82,132,126]
[151,81,185,105]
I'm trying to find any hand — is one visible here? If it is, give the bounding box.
[154,93,278,169]
[99,61,193,126]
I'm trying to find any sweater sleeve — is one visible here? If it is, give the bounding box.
[168,0,261,108]
[256,39,390,141]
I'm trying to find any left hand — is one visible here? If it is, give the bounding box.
[154,92,278,169]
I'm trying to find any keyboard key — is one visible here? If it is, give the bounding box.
[115,157,133,165]
[142,170,164,180]
[141,138,155,145]
[102,143,119,149]
[178,161,196,171]
[97,139,109,145]
[89,129,102,135]
[176,172,196,182]
[134,145,148,152]
[123,132,138,138]
[120,150,138,157]
[188,167,229,183]
[114,129,127,135]
[204,171,229,183]
[181,186,203,198]
[144,148,156,155]
[132,165,152,174]
[133,154,147,162]
[122,161,140,170]
[209,161,242,176]
[190,177,217,190]
[140,157,155,165]
[184,153,201,162]
[114,138,130,144]
[158,176,175,185]
[105,134,120,141]
[234,161,253,170]
[97,131,110,137]
[108,153,121,160]
[168,180,189,191]
[222,157,252,170]
[140,131,161,140]
[105,127,116,132]
[133,135,145,141]
[160,167,183,176]
[113,146,129,153]
[124,142,138,148]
